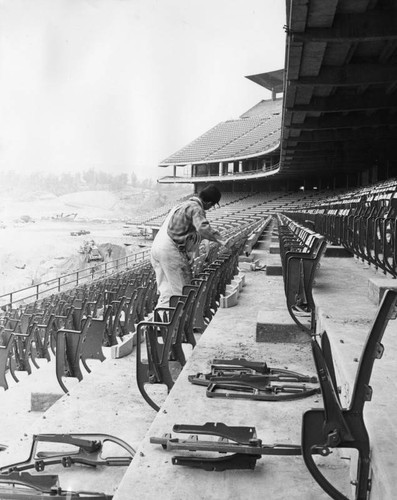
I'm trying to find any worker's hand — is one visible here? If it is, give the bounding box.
[218,238,232,249]
[202,239,211,257]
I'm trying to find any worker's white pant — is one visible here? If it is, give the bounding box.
[150,233,192,307]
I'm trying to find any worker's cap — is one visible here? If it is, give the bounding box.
[200,184,221,207]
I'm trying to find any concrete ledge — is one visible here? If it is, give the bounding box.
[243,234,257,255]
[220,273,245,307]
[224,283,238,296]
[269,245,280,254]
[256,310,309,343]
[254,241,268,251]
[368,278,397,305]
[266,265,283,276]
[220,288,239,308]
[324,246,352,258]
[266,253,282,275]
[237,272,246,288]
[243,219,272,255]
[24,360,66,412]
[230,277,243,292]
[111,332,136,359]
[239,255,256,262]
[239,259,260,272]
[31,392,63,412]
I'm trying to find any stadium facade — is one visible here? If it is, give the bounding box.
[157,0,397,194]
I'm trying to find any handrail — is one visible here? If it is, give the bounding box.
[158,163,280,183]
[0,249,151,310]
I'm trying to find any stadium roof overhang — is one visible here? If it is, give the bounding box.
[246,69,284,97]
[158,98,283,170]
[279,0,397,178]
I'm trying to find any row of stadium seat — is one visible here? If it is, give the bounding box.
[0,262,156,393]
[276,214,327,333]
[284,178,397,277]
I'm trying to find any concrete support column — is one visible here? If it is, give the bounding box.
[173,165,176,178]
[239,161,243,173]
[219,162,223,177]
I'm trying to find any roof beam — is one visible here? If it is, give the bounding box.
[287,114,397,131]
[289,64,397,87]
[281,148,369,159]
[281,158,369,166]
[284,142,349,151]
[284,145,342,153]
[286,92,397,113]
[282,153,339,160]
[282,127,396,143]
[291,11,397,43]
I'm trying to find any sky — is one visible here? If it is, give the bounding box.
[0,0,286,180]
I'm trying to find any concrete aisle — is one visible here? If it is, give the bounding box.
[113,265,350,500]
[313,255,397,500]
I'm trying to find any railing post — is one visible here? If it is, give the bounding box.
[76,271,79,286]
[58,277,61,292]
[36,284,40,301]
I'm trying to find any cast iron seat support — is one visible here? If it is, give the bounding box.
[55,317,92,393]
[302,289,397,500]
[136,301,185,411]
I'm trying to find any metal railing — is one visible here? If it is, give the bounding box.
[0,249,151,310]
[0,214,270,311]
[158,163,280,183]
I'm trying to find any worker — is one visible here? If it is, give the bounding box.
[150,184,227,306]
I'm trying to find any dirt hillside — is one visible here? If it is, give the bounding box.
[0,186,191,299]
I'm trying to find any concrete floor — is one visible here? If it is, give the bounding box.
[1,226,396,499]
[113,236,352,500]
[0,343,157,495]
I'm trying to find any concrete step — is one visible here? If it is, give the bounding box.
[113,269,347,500]
[368,276,397,305]
[256,308,309,343]
[313,256,397,500]
[265,253,282,275]
[324,245,352,258]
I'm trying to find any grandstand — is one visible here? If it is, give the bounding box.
[1,1,397,499]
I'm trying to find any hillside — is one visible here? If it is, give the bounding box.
[0,185,192,299]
